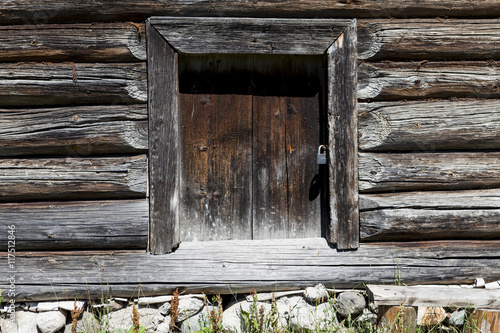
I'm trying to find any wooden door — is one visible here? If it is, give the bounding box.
[179,54,325,241]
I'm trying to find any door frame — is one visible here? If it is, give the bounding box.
[147,17,358,254]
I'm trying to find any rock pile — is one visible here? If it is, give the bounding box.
[0,284,489,332]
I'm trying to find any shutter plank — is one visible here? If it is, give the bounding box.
[327,20,359,249]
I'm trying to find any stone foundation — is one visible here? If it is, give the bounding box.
[0,284,481,332]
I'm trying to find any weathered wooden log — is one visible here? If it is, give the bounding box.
[359,152,500,192]
[0,23,145,62]
[358,62,500,101]
[368,285,500,309]
[1,238,500,301]
[469,310,500,332]
[358,100,500,151]
[360,189,500,211]
[1,1,500,24]
[360,190,500,241]
[0,155,147,201]
[361,208,500,241]
[151,17,351,55]
[0,200,148,250]
[147,22,180,254]
[0,105,147,156]
[358,20,500,61]
[0,62,146,106]
[326,20,359,249]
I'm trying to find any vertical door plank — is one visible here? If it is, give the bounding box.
[147,22,180,254]
[282,56,322,239]
[178,92,212,241]
[252,56,289,239]
[253,55,322,239]
[327,20,359,249]
[179,55,253,241]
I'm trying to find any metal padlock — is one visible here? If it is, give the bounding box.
[316,145,327,165]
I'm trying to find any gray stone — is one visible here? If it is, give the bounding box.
[275,296,303,328]
[368,302,379,314]
[155,317,171,333]
[334,291,366,318]
[222,299,270,333]
[138,296,173,306]
[159,302,171,316]
[303,284,329,304]
[93,299,123,312]
[356,308,378,326]
[289,298,338,331]
[34,301,84,312]
[21,302,39,312]
[77,311,100,333]
[37,310,67,333]
[449,309,466,326]
[176,298,204,322]
[222,300,248,333]
[181,306,216,333]
[1,311,38,333]
[64,311,101,333]
[106,306,164,332]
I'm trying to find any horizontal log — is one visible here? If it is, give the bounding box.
[359,152,500,192]
[0,23,145,62]
[0,62,146,106]
[1,238,500,301]
[358,19,500,61]
[358,62,500,101]
[358,100,500,151]
[0,155,147,201]
[0,200,148,250]
[0,105,147,156]
[360,190,500,241]
[1,1,500,24]
[367,285,500,309]
[360,189,500,211]
[361,209,500,241]
[151,17,350,55]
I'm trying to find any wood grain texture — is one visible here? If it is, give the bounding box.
[2,1,500,24]
[252,55,323,240]
[359,100,500,151]
[0,104,147,156]
[0,23,145,62]
[0,155,147,201]
[358,62,500,101]
[360,190,500,241]
[359,152,500,193]
[252,64,289,239]
[147,23,180,254]
[151,17,351,55]
[367,285,500,309]
[358,19,500,61]
[327,20,358,249]
[179,55,322,241]
[2,238,500,301]
[0,200,148,250]
[0,62,146,106]
[360,189,500,211]
[180,55,253,241]
[361,209,500,241]
[469,310,500,332]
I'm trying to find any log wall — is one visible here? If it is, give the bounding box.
[0,19,148,251]
[357,18,500,244]
[1,1,500,299]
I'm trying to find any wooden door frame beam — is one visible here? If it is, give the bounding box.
[147,17,358,253]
